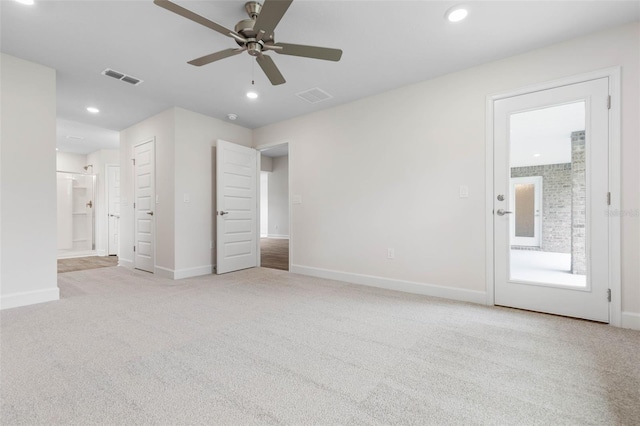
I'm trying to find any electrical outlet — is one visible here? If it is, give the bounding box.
[387,248,395,259]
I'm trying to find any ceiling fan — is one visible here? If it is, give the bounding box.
[154,0,343,86]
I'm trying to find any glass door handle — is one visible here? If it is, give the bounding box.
[496,209,513,216]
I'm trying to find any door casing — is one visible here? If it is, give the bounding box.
[485,67,622,326]
[133,138,156,273]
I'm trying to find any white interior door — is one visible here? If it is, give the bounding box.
[509,176,542,247]
[107,165,120,256]
[494,78,610,322]
[134,141,155,273]
[216,140,258,274]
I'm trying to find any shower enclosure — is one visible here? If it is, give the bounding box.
[57,172,96,258]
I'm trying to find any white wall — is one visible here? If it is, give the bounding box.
[120,107,252,278]
[267,155,289,238]
[261,155,273,172]
[1,54,59,309]
[253,23,640,316]
[87,149,119,256]
[56,151,87,174]
[120,108,176,271]
[174,107,252,277]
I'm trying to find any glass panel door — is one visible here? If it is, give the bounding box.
[508,102,586,287]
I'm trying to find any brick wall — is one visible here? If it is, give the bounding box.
[571,131,586,274]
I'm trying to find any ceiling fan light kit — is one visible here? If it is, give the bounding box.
[154,0,343,86]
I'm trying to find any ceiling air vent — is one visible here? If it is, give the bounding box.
[101,68,143,86]
[296,87,332,104]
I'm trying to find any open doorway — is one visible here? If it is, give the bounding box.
[259,144,289,271]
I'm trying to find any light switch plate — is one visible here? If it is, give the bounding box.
[292,194,302,205]
[184,193,190,203]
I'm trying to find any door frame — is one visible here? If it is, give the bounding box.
[255,140,293,272]
[485,67,621,326]
[105,163,120,256]
[133,138,156,273]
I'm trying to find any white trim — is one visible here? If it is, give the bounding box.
[105,163,120,257]
[97,249,107,256]
[485,66,622,326]
[256,151,261,268]
[133,137,156,274]
[1,287,60,310]
[621,312,640,331]
[292,265,486,305]
[255,140,293,272]
[255,139,292,152]
[154,265,174,279]
[266,234,289,239]
[607,67,622,327]
[155,265,213,279]
[119,257,133,268]
[175,265,213,279]
[485,95,495,306]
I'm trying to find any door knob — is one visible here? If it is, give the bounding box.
[146,211,154,216]
[219,211,229,216]
[496,209,513,216]
[86,200,93,208]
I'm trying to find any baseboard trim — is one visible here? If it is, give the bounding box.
[291,265,486,305]
[155,265,213,280]
[96,249,107,257]
[621,312,640,331]
[119,258,133,269]
[1,287,60,310]
[154,266,174,279]
[266,234,289,240]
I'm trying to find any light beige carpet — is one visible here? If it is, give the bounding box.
[1,266,639,425]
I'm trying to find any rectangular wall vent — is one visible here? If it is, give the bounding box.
[102,68,143,86]
[296,87,333,104]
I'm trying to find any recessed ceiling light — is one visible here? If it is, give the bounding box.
[246,91,258,99]
[445,5,468,22]
[533,153,541,157]
[227,113,238,121]
[14,0,35,5]
[86,107,100,114]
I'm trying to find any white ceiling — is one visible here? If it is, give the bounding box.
[510,102,585,168]
[57,118,120,154]
[1,1,638,153]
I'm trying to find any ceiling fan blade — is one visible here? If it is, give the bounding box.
[274,43,343,61]
[256,54,286,86]
[188,48,244,67]
[253,0,293,38]
[154,0,243,40]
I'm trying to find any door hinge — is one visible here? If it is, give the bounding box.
[607,95,611,110]
[132,158,136,165]
[607,289,611,302]
[133,202,136,209]
[607,192,611,206]
[133,245,136,253]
